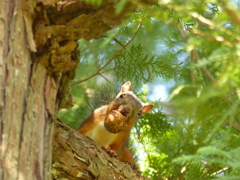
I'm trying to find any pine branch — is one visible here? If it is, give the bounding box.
[71,21,142,86]
[130,0,240,46]
[103,45,180,83]
[179,27,215,83]
[211,167,229,177]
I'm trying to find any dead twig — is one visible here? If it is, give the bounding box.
[101,35,126,49]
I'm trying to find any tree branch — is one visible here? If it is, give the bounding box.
[53,120,148,179]
[192,49,215,83]
[71,22,142,86]
[179,28,215,83]
[101,35,127,49]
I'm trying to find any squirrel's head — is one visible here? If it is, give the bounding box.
[107,81,154,127]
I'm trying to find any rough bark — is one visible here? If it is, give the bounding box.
[0,0,142,179]
[53,120,148,180]
[1,1,56,179]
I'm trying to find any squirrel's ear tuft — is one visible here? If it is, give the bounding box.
[142,104,154,114]
[120,81,132,93]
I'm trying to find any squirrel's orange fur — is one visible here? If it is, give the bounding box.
[77,81,153,167]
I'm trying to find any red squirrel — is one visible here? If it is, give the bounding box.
[77,81,153,167]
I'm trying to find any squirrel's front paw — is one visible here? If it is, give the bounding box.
[102,146,118,158]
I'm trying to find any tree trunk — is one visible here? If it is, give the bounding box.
[1,1,56,179]
[0,0,143,179]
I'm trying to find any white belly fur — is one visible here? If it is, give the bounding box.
[86,119,117,147]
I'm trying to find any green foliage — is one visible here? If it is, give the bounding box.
[173,146,240,179]
[59,0,240,179]
[114,45,180,83]
[114,0,128,14]
[84,0,102,6]
[83,0,129,13]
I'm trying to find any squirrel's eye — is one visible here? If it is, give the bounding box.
[119,94,125,98]
[138,111,142,116]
